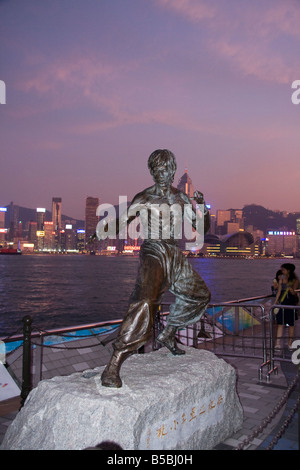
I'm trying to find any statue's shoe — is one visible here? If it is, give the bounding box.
[156,333,185,355]
[101,368,122,388]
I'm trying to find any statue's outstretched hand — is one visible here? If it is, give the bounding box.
[87,233,97,245]
[193,190,205,205]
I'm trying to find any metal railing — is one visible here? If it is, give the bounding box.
[157,300,270,376]
[266,304,300,381]
[1,317,122,406]
[2,294,299,396]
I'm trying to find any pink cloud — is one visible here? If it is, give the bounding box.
[210,39,295,84]
[156,0,300,85]
[21,55,116,95]
[155,0,215,22]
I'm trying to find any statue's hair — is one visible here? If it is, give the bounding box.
[147,149,177,175]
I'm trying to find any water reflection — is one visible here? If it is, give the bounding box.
[1,255,299,337]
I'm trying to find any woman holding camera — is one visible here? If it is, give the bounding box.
[274,263,299,351]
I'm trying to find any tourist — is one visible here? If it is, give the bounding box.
[274,263,299,351]
[271,269,282,296]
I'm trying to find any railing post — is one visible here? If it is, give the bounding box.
[20,315,32,408]
[33,335,44,387]
[192,323,198,348]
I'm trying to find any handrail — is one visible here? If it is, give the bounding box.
[0,292,280,344]
[2,292,298,405]
[0,318,123,344]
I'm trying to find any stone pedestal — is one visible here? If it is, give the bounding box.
[1,348,243,450]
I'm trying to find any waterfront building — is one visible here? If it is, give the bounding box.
[85,196,99,249]
[216,209,244,235]
[36,230,45,251]
[36,208,45,231]
[216,210,231,230]
[176,170,197,251]
[20,241,35,253]
[0,228,6,245]
[52,197,62,231]
[208,214,216,235]
[44,221,55,251]
[0,207,7,245]
[0,207,6,229]
[177,169,195,198]
[296,218,300,256]
[200,231,255,257]
[7,202,19,241]
[265,231,297,257]
[51,197,62,251]
[28,221,37,246]
[63,224,76,251]
[76,229,85,252]
[36,208,46,250]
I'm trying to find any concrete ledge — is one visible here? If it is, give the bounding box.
[1,348,243,450]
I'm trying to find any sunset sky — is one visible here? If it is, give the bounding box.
[1,0,300,220]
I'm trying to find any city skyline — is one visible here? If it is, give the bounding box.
[1,1,300,220]
[0,177,300,226]
[2,194,299,258]
[2,186,300,227]
[2,164,300,224]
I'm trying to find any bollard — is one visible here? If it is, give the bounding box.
[20,315,32,408]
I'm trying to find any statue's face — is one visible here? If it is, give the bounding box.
[151,163,174,188]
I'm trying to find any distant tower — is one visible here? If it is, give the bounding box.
[36,207,46,231]
[176,170,196,251]
[296,218,300,256]
[177,169,195,198]
[36,207,46,251]
[0,207,7,244]
[8,202,19,241]
[52,197,62,230]
[0,207,6,229]
[85,197,99,248]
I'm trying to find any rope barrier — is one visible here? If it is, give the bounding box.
[266,399,299,450]
[30,339,108,350]
[234,374,299,450]
[0,328,23,343]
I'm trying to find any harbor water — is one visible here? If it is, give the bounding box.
[1,254,300,338]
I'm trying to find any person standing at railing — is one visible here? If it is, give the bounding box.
[274,263,299,351]
[271,270,282,296]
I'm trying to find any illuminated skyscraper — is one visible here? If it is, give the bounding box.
[0,207,7,244]
[177,169,195,198]
[36,207,46,251]
[28,221,37,248]
[266,231,297,256]
[44,221,55,251]
[296,218,300,255]
[76,229,85,252]
[52,197,62,230]
[85,197,99,248]
[0,207,6,229]
[8,202,19,241]
[36,207,46,231]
